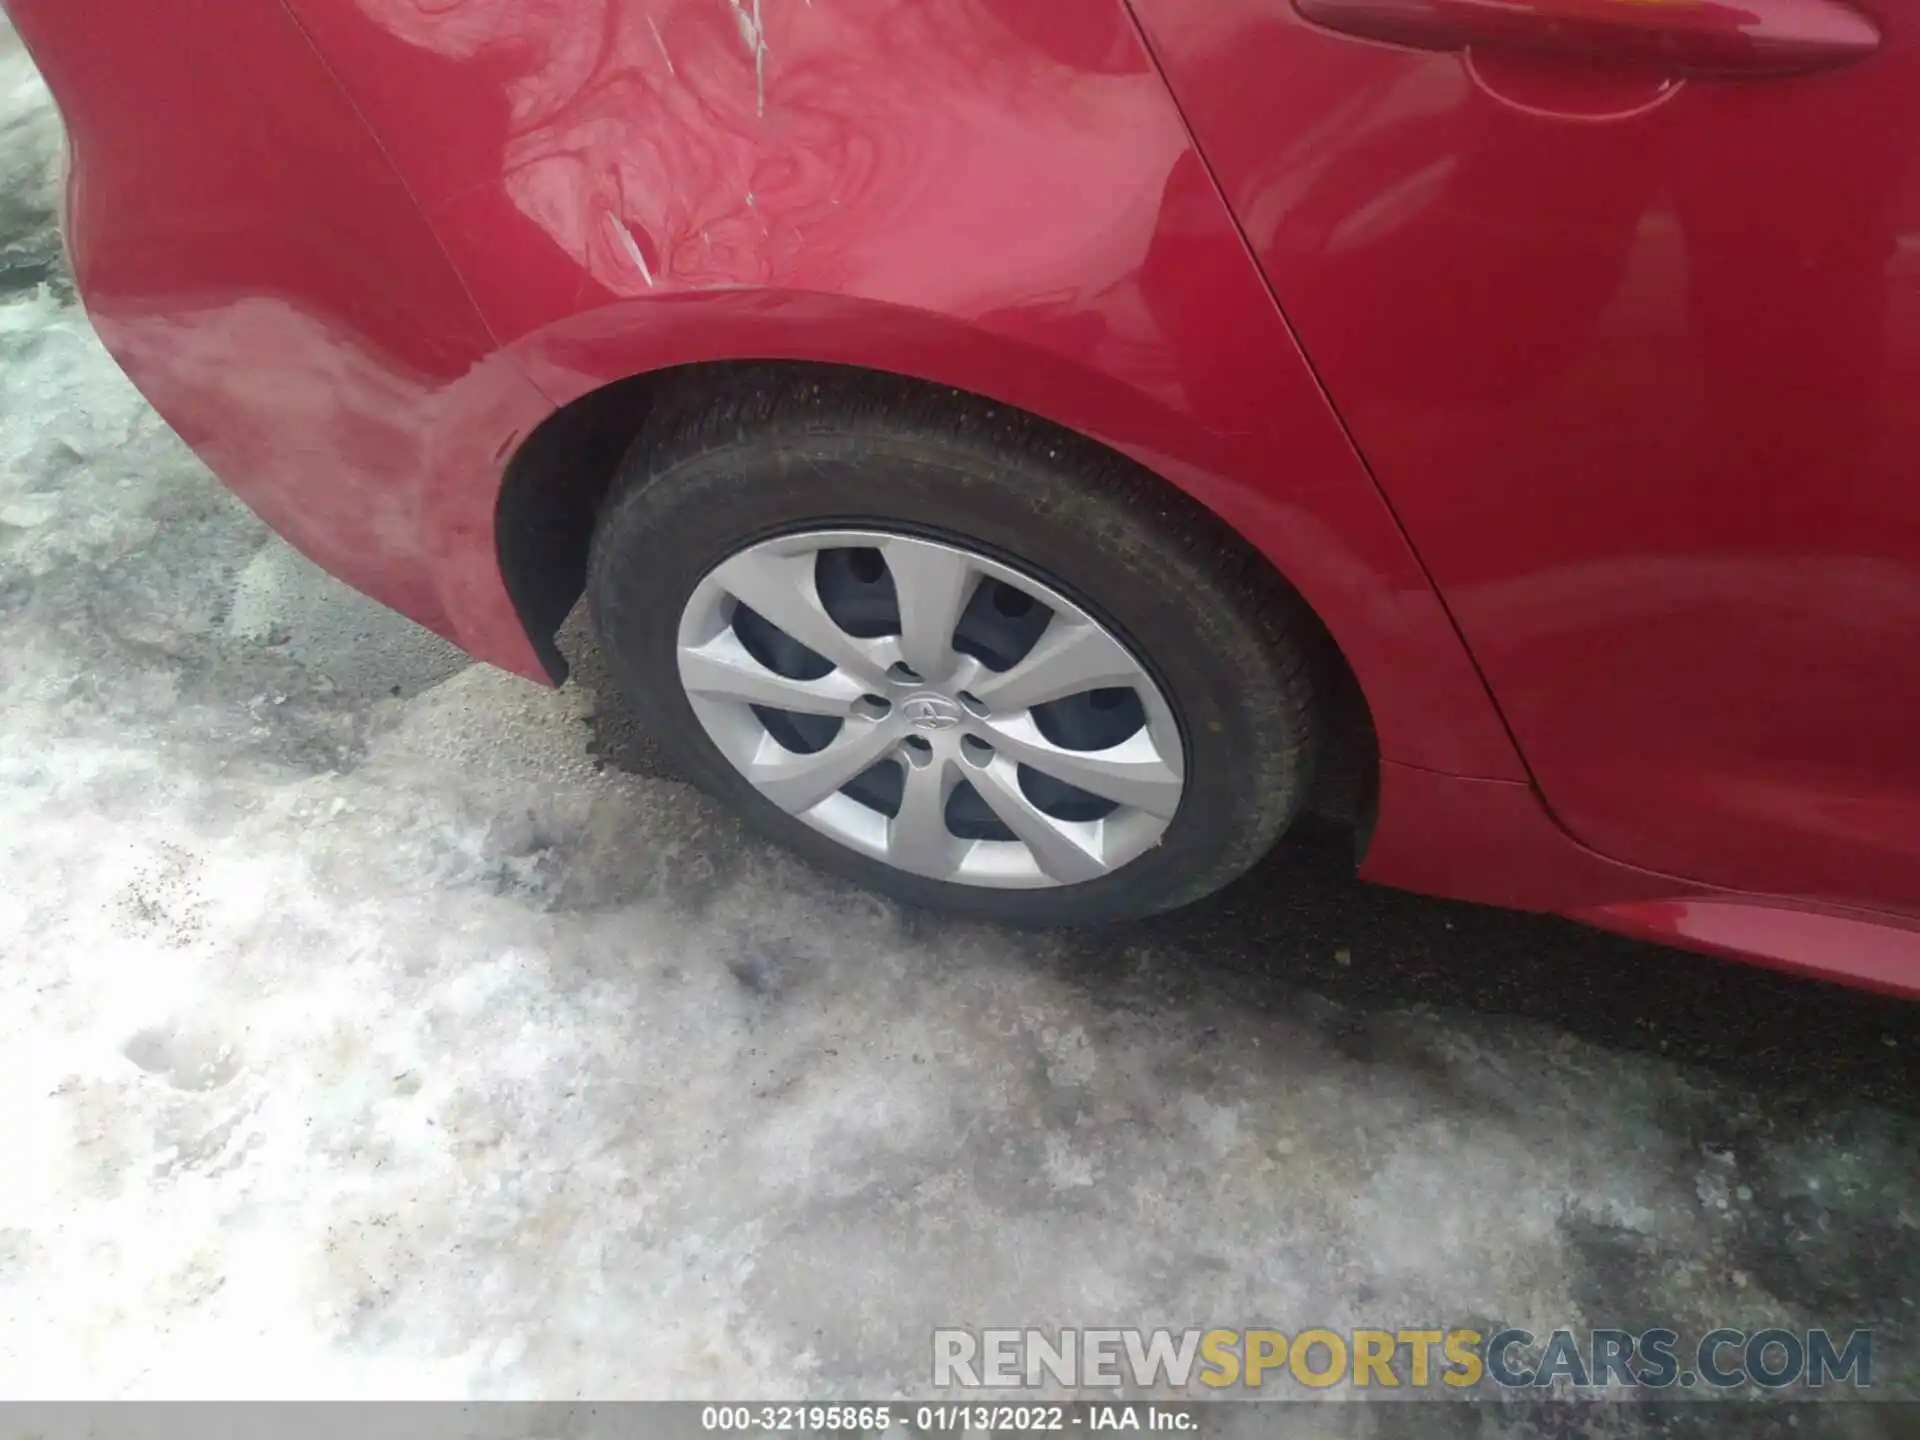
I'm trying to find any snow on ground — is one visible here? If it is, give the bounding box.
[1,21,1917,1431]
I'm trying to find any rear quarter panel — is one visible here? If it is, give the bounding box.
[279,0,1526,779]
[6,0,555,674]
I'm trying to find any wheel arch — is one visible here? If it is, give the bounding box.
[500,347,1359,673]
[489,277,1523,786]
[495,339,1385,815]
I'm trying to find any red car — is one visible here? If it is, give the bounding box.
[11,0,1919,992]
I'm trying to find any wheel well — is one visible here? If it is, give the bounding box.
[493,359,1377,826]
[494,370,659,684]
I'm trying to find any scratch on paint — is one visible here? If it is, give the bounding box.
[609,214,656,287]
[647,15,675,77]
[753,0,766,114]
[729,0,769,116]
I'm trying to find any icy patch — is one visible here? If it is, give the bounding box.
[226,543,467,701]
[0,719,822,1397]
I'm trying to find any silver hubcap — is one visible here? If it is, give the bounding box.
[676,529,1185,889]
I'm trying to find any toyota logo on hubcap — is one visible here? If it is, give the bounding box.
[901,694,963,731]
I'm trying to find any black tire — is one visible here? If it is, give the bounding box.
[586,368,1320,924]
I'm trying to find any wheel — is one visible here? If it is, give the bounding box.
[586,370,1320,924]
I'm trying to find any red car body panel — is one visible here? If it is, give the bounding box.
[10,0,1920,991]
[1131,0,1920,924]
[16,0,559,680]
[273,0,1526,783]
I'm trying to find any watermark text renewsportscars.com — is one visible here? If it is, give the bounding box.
[932,1326,1872,1392]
